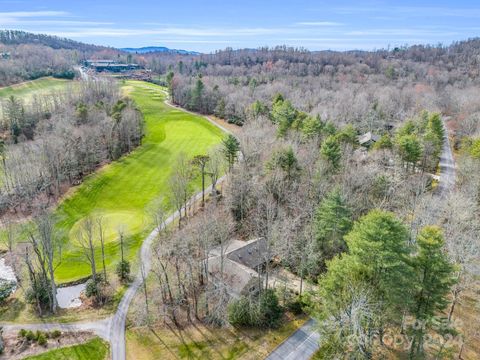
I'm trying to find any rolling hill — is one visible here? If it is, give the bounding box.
[120,46,200,55]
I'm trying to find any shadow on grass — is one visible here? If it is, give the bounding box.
[181,321,251,360]
[134,320,266,360]
[179,324,223,360]
[191,321,251,357]
[0,297,25,321]
[149,326,180,360]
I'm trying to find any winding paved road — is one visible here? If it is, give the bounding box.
[265,319,320,360]
[437,119,456,197]
[3,182,224,359]
[264,119,456,360]
[1,98,454,360]
[1,86,232,360]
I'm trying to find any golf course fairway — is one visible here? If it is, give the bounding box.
[53,80,224,282]
[0,77,72,99]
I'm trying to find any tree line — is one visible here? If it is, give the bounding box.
[148,39,480,134]
[133,83,477,358]
[0,80,143,216]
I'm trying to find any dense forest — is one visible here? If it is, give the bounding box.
[146,40,480,131]
[138,39,480,359]
[0,30,126,86]
[0,81,143,216]
[0,31,479,359]
[0,30,107,51]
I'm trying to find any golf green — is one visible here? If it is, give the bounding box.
[54,80,224,282]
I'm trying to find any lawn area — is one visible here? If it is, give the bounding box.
[53,80,224,282]
[126,315,307,360]
[22,337,109,360]
[0,77,74,119]
[0,77,72,100]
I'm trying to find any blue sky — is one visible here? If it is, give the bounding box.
[1,0,480,52]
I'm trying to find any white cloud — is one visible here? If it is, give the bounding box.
[0,10,73,26]
[37,26,288,38]
[154,39,239,44]
[0,11,68,17]
[154,27,280,36]
[346,29,459,37]
[3,7,474,51]
[334,5,480,18]
[37,28,147,38]
[2,20,113,26]
[295,21,343,26]
[395,6,480,18]
[285,37,362,42]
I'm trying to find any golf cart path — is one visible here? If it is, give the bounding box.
[1,85,232,360]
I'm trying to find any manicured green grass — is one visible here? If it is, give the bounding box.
[22,337,109,360]
[54,80,224,282]
[0,77,71,99]
[0,77,74,120]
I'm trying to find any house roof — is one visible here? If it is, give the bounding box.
[207,256,259,296]
[209,239,246,257]
[358,131,380,145]
[206,238,269,296]
[227,238,268,270]
[86,59,115,64]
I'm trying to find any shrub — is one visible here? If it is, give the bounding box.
[25,276,52,311]
[53,70,75,79]
[228,289,283,328]
[25,330,35,341]
[85,278,99,298]
[228,296,258,327]
[18,329,27,338]
[227,115,244,126]
[37,333,47,346]
[0,280,16,303]
[258,289,283,328]
[50,330,61,338]
[116,260,131,282]
[285,296,306,315]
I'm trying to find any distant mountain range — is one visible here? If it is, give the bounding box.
[120,46,200,55]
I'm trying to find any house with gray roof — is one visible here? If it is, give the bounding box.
[358,131,380,147]
[205,238,269,297]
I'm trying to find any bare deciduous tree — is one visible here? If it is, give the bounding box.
[76,217,97,283]
[206,146,224,197]
[168,153,193,226]
[96,216,107,283]
[27,212,61,314]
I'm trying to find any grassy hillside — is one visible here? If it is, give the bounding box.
[0,77,74,119]
[0,77,71,99]
[23,337,109,360]
[53,80,224,282]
